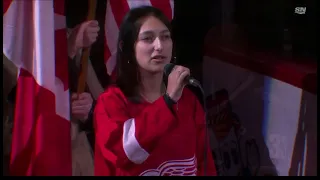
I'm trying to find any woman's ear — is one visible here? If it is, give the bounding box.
[118,41,124,52]
[171,56,177,63]
[171,49,177,63]
[171,43,176,63]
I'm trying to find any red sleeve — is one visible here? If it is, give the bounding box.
[193,95,217,176]
[94,87,177,169]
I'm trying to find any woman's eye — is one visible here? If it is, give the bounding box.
[142,37,153,42]
[160,35,171,40]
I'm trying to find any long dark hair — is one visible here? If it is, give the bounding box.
[115,6,173,98]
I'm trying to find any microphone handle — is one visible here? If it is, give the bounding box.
[185,76,200,87]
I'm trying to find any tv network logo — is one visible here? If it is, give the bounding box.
[295,7,306,14]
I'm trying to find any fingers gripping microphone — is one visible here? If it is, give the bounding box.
[164,63,200,87]
[164,63,209,176]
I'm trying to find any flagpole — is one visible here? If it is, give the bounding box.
[77,0,97,94]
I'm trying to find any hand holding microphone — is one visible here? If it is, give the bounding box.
[164,63,209,175]
[165,64,190,102]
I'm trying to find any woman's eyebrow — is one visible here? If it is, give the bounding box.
[139,29,169,36]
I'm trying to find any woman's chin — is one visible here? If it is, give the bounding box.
[146,64,166,73]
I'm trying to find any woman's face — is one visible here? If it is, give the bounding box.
[135,16,173,73]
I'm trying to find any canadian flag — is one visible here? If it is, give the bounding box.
[104,0,174,79]
[3,0,72,176]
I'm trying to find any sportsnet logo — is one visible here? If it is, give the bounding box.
[294,7,306,14]
[139,156,197,176]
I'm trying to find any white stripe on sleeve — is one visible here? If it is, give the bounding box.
[123,118,150,164]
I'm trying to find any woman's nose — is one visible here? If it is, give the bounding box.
[153,37,163,51]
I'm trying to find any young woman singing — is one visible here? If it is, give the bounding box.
[94,6,217,176]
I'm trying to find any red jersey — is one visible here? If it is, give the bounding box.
[94,86,217,176]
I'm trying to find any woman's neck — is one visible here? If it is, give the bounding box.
[139,71,164,101]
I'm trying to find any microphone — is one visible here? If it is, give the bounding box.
[164,63,200,87]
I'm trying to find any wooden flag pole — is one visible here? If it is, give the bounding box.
[77,0,97,94]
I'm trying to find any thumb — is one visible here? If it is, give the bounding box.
[72,20,97,33]
[73,21,93,35]
[87,20,99,26]
[81,20,98,29]
[71,93,79,100]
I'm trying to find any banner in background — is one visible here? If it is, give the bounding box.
[202,56,317,176]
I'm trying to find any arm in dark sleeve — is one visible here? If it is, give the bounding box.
[94,87,178,168]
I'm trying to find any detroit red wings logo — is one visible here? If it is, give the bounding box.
[139,156,197,176]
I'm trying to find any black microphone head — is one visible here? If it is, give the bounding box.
[164,63,175,77]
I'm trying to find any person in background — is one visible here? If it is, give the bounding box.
[94,6,217,176]
[67,20,101,176]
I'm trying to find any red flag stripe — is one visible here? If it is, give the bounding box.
[150,0,173,21]
[10,70,72,176]
[3,0,12,15]
[109,0,130,27]
[55,29,69,90]
[54,0,69,90]
[53,0,64,15]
